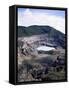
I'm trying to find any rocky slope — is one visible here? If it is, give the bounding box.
[17,25,65,82]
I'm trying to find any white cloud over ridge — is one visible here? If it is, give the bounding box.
[18,9,65,34]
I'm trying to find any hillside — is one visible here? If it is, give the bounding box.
[18,25,64,37]
[18,25,65,48]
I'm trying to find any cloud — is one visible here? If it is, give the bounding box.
[18,9,65,33]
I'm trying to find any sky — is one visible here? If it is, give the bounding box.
[18,8,65,33]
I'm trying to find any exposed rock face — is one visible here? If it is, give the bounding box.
[18,41,38,56]
[18,60,49,82]
[18,53,65,82]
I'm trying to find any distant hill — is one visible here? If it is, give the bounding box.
[18,25,64,37]
[18,25,65,48]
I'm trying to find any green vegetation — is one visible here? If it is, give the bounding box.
[18,25,64,37]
